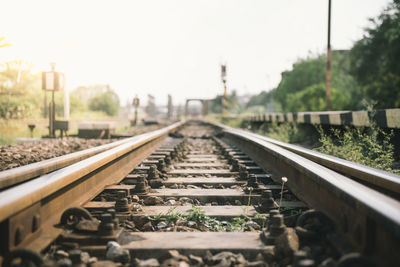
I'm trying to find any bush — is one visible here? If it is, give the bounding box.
[259,122,311,144]
[88,89,120,116]
[315,123,398,174]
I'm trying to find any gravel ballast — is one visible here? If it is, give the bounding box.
[0,138,115,171]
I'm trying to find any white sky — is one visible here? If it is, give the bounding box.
[0,0,391,106]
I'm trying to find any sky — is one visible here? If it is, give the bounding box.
[0,0,392,106]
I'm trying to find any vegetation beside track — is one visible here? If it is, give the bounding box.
[210,115,400,174]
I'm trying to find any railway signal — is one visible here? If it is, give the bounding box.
[42,63,65,137]
[221,64,228,115]
[132,95,140,126]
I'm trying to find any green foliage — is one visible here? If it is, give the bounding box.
[246,90,275,108]
[315,119,399,174]
[259,122,309,144]
[165,207,185,222]
[88,87,120,116]
[274,51,362,112]
[186,205,255,232]
[220,117,247,129]
[0,61,42,119]
[253,213,267,229]
[245,50,362,112]
[146,205,263,232]
[350,0,400,108]
[210,90,243,114]
[275,54,325,111]
[54,93,88,117]
[285,83,353,112]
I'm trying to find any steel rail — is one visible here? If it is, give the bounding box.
[213,122,400,198]
[219,126,400,266]
[0,121,183,254]
[0,126,179,190]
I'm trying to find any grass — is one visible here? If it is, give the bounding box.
[247,115,399,174]
[0,118,48,145]
[0,112,133,145]
[205,114,248,129]
[145,205,267,232]
[315,124,399,174]
[257,122,314,145]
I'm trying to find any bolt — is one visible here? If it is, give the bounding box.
[116,198,129,213]
[260,214,286,245]
[146,165,164,188]
[259,190,277,212]
[115,191,130,212]
[117,191,127,199]
[231,159,240,172]
[101,213,113,224]
[165,155,171,165]
[133,176,150,194]
[99,213,115,235]
[107,209,120,228]
[158,159,166,172]
[267,209,280,229]
[69,249,83,264]
[147,165,158,179]
[269,214,285,236]
[107,209,116,219]
[247,174,259,188]
[238,164,249,180]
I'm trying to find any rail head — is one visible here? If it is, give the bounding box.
[0,121,183,190]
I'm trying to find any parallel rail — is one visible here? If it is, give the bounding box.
[0,120,399,266]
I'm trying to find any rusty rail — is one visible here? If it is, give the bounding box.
[0,121,183,254]
[213,122,400,198]
[0,127,180,190]
[215,123,400,266]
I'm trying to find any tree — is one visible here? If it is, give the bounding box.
[88,86,120,116]
[209,90,242,114]
[72,84,109,103]
[350,0,400,108]
[274,51,362,112]
[246,90,275,108]
[0,61,42,119]
[54,93,88,116]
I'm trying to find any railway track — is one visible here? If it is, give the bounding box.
[0,120,399,266]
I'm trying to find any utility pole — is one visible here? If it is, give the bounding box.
[132,95,140,126]
[167,94,173,120]
[326,0,332,111]
[221,64,227,115]
[49,63,56,137]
